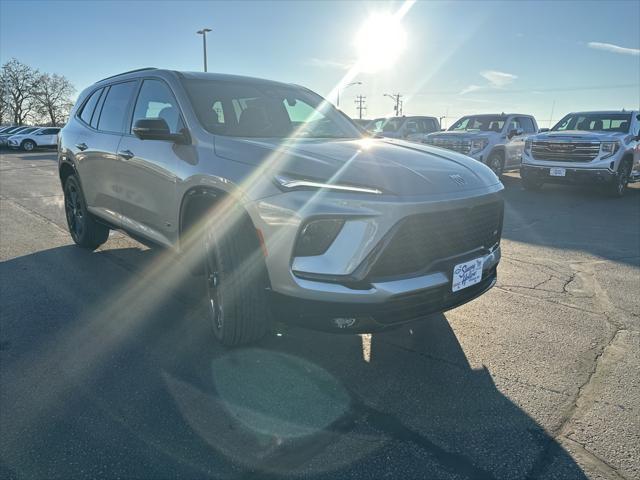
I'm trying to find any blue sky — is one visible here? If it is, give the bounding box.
[1,0,638,127]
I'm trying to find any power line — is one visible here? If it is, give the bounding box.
[355,95,367,119]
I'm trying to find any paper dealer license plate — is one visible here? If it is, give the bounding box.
[452,257,484,292]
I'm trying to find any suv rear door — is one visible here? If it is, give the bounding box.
[116,78,184,246]
[74,80,138,226]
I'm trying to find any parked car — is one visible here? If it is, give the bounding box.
[0,126,42,146]
[366,116,441,140]
[0,126,35,146]
[421,113,539,176]
[8,127,60,151]
[521,110,640,197]
[59,68,504,346]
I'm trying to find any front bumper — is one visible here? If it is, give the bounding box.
[271,263,498,332]
[521,164,616,184]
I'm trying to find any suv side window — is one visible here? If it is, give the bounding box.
[79,88,103,125]
[97,81,137,133]
[131,79,184,134]
[518,117,536,133]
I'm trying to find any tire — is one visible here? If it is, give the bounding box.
[63,175,109,250]
[486,151,505,177]
[21,140,36,152]
[606,159,631,198]
[521,173,544,191]
[203,208,270,346]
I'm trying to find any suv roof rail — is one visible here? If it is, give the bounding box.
[97,67,157,83]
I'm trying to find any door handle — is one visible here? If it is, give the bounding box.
[75,142,88,151]
[118,149,134,160]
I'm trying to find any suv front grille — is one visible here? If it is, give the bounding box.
[369,201,503,280]
[427,138,471,155]
[531,141,600,162]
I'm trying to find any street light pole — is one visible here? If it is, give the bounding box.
[196,28,212,72]
[337,81,362,108]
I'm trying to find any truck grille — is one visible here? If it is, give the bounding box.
[369,200,503,279]
[531,141,600,162]
[426,138,471,155]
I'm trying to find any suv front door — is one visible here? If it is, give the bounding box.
[117,78,184,246]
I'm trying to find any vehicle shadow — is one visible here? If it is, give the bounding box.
[0,150,57,161]
[0,244,587,479]
[500,174,640,266]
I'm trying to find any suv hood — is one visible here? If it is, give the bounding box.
[533,130,628,142]
[214,136,500,196]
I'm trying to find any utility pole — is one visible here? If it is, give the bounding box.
[355,95,367,119]
[196,28,212,72]
[384,93,402,116]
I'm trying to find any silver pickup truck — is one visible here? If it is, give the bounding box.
[521,110,640,197]
[420,113,539,177]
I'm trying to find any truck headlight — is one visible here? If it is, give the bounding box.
[470,138,489,153]
[600,141,620,159]
[524,139,532,154]
[275,174,383,195]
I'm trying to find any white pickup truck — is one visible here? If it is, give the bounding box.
[521,110,640,197]
[420,113,539,177]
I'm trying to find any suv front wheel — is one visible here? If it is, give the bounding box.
[63,175,110,250]
[202,211,270,346]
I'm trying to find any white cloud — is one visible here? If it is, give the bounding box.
[480,70,518,87]
[304,58,352,69]
[459,70,517,95]
[459,84,483,95]
[588,42,639,56]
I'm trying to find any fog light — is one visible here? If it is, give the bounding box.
[333,317,357,329]
[294,218,344,257]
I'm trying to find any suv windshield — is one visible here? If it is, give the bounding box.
[551,113,632,132]
[449,115,506,132]
[182,79,361,139]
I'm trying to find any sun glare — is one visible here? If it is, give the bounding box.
[355,12,408,74]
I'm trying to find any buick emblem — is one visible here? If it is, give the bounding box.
[449,174,466,185]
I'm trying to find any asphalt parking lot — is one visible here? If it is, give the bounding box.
[0,150,638,480]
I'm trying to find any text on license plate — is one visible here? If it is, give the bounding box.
[452,257,484,292]
[549,167,566,177]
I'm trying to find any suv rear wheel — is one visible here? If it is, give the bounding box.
[202,210,270,346]
[64,175,110,250]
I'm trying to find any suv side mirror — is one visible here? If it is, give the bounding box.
[538,128,549,133]
[133,118,188,143]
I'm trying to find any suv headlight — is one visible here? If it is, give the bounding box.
[275,174,383,195]
[470,138,489,153]
[600,141,620,158]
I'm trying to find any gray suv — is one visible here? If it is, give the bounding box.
[59,68,504,346]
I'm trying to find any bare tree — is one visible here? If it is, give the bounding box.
[0,81,7,125]
[1,58,39,125]
[33,73,75,126]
